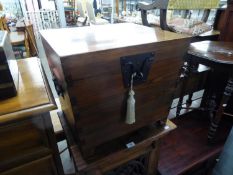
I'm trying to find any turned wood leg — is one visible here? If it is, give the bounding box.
[147,140,160,175]
[208,77,233,142]
[186,93,193,105]
[176,60,192,117]
[186,61,198,106]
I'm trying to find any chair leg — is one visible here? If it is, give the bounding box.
[186,93,193,105]
[176,61,192,117]
[208,77,233,143]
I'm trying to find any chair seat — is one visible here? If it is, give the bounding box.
[188,41,233,65]
[9,31,25,46]
[168,18,212,36]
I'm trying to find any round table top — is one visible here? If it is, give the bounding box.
[188,41,233,65]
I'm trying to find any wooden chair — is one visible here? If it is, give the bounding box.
[86,0,109,25]
[177,0,233,142]
[138,0,222,39]
[138,0,223,117]
[0,15,30,58]
[137,0,220,37]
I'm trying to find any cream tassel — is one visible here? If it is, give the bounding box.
[125,73,136,125]
[125,89,136,124]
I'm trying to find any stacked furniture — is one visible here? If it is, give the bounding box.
[0,58,63,175]
[0,31,18,99]
[41,23,191,174]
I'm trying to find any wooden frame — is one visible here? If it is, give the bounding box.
[137,0,219,31]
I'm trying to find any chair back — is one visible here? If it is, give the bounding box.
[86,0,96,23]
[139,0,221,31]
[168,0,220,10]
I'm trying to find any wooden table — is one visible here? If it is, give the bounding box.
[59,111,176,175]
[0,57,63,175]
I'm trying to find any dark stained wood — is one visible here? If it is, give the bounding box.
[58,111,176,174]
[1,156,58,175]
[184,41,233,141]
[0,58,63,175]
[158,111,233,175]
[41,23,191,159]
[0,117,51,172]
[0,31,18,100]
[220,1,233,41]
[188,41,233,65]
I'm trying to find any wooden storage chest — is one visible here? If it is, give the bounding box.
[0,31,18,99]
[41,23,191,159]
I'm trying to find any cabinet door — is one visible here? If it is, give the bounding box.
[0,156,58,175]
[0,117,51,172]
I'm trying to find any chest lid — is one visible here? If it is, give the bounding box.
[40,23,188,58]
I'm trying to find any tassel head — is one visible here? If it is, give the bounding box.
[125,89,136,124]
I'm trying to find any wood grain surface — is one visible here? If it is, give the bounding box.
[40,23,189,57]
[0,57,56,123]
[41,23,191,158]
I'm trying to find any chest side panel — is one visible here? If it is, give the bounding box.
[61,38,190,150]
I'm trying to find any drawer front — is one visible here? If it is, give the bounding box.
[0,117,51,172]
[0,156,58,175]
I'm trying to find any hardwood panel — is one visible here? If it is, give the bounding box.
[0,156,58,175]
[158,112,233,175]
[0,58,56,123]
[41,23,191,158]
[220,3,233,41]
[0,117,51,172]
[40,23,189,57]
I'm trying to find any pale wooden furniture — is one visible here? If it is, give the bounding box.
[16,20,38,57]
[0,16,30,58]
[0,57,64,175]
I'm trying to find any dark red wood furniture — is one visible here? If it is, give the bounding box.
[177,0,233,142]
[40,23,191,159]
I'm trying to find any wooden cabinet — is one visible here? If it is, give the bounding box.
[1,156,58,175]
[0,58,63,175]
[59,111,177,175]
[41,23,191,160]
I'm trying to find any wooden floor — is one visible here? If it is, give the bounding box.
[158,111,233,175]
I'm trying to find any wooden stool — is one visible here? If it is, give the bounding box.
[58,112,176,175]
[179,41,233,142]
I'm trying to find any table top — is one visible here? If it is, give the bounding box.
[188,41,233,65]
[0,57,56,123]
[40,23,190,57]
